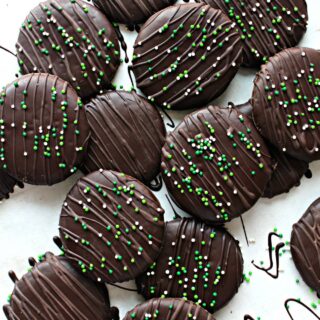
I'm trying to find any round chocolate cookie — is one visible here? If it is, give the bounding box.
[235,101,309,198]
[136,218,243,313]
[16,0,120,99]
[0,73,89,185]
[263,144,308,198]
[252,47,320,162]
[0,170,24,200]
[197,0,308,67]
[59,170,165,283]
[3,252,119,320]
[132,3,243,110]
[161,105,273,224]
[82,90,166,185]
[124,298,216,320]
[92,0,177,25]
[291,198,320,296]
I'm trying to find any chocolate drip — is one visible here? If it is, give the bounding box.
[149,175,163,192]
[0,170,24,200]
[161,107,175,128]
[252,232,285,279]
[0,46,16,58]
[165,194,182,220]
[113,23,129,63]
[244,316,255,320]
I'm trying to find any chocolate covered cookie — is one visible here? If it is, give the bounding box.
[92,0,177,25]
[161,105,273,224]
[3,252,119,320]
[59,170,165,283]
[291,198,320,296]
[132,3,243,110]
[136,218,243,313]
[124,298,216,320]
[0,73,89,185]
[16,0,120,99]
[0,170,23,200]
[197,0,308,67]
[236,101,309,198]
[82,91,166,185]
[252,47,320,162]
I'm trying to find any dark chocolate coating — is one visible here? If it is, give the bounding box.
[92,0,177,25]
[263,144,308,198]
[59,170,165,283]
[291,198,320,296]
[132,3,243,110]
[3,252,118,320]
[252,47,320,162]
[136,218,243,313]
[82,91,166,185]
[236,101,309,198]
[16,0,120,99]
[123,298,216,320]
[161,105,273,224]
[197,0,308,67]
[0,73,89,185]
[0,170,23,200]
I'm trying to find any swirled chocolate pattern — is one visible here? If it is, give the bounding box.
[252,47,320,162]
[3,252,119,320]
[291,198,320,296]
[237,101,309,198]
[123,298,216,320]
[196,0,308,67]
[59,170,165,283]
[161,105,273,224]
[0,73,89,185]
[92,0,177,25]
[82,91,166,185]
[132,3,243,110]
[136,218,243,313]
[16,0,120,99]
[0,170,23,200]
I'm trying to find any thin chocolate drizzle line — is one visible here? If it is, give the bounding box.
[252,232,285,279]
[107,282,138,292]
[113,23,129,63]
[0,45,17,57]
[149,175,163,192]
[161,107,175,128]
[165,194,182,219]
[240,215,249,247]
[127,65,136,89]
[285,298,320,320]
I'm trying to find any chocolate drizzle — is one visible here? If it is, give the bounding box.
[136,218,244,313]
[113,23,129,63]
[82,90,166,185]
[0,46,17,58]
[285,298,320,320]
[0,73,89,185]
[132,3,243,110]
[59,170,165,283]
[16,0,120,99]
[161,105,273,224]
[3,252,118,320]
[92,0,177,25]
[124,298,216,320]
[244,316,255,320]
[197,0,308,67]
[148,175,163,192]
[252,232,285,279]
[291,198,320,295]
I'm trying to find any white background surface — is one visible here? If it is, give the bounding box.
[0,0,320,319]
